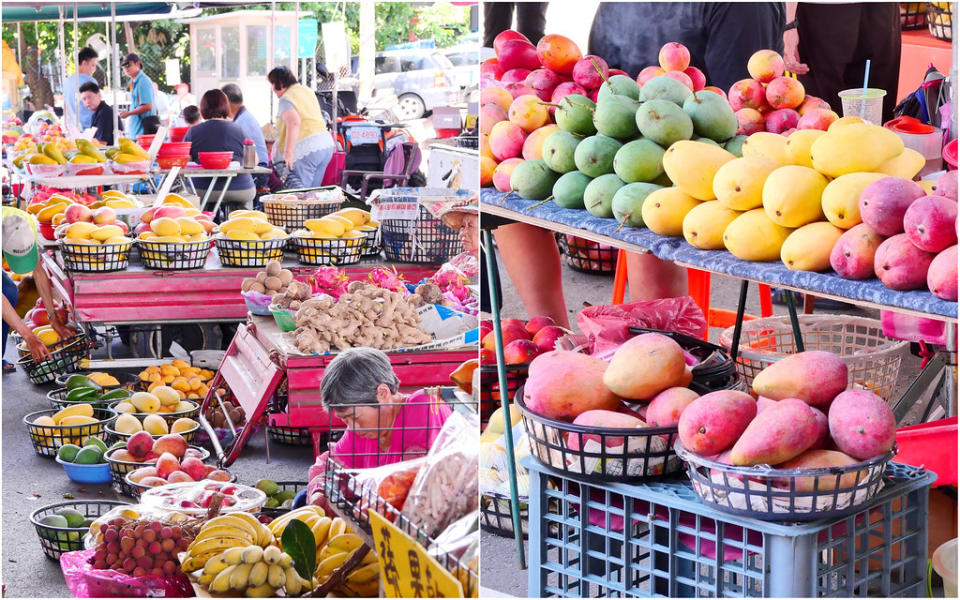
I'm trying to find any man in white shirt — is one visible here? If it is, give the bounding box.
[169,83,197,126]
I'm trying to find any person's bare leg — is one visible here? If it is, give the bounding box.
[493,223,570,328]
[625,252,688,301]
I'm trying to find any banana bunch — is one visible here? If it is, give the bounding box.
[200,544,311,597]
[267,506,340,553]
[180,512,275,573]
[316,538,380,598]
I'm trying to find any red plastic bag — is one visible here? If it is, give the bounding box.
[60,549,194,597]
[577,297,706,357]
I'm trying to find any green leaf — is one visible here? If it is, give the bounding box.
[281,519,316,582]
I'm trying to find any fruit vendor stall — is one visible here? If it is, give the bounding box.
[478,28,957,598]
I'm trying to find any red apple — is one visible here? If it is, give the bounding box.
[525,316,556,335]
[503,339,542,364]
[481,324,531,351]
[532,325,566,352]
[91,206,116,225]
[479,321,493,337]
[64,203,92,223]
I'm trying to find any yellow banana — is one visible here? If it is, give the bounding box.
[200,513,260,541]
[262,545,283,565]
[180,550,221,573]
[361,550,378,566]
[267,564,286,588]
[210,565,237,594]
[283,566,304,596]
[245,583,276,597]
[192,525,255,545]
[248,561,269,587]
[346,561,380,585]
[319,545,349,564]
[240,545,264,564]
[187,536,250,557]
[278,552,293,568]
[256,524,274,548]
[328,517,347,539]
[326,533,364,555]
[203,553,232,577]
[222,546,246,565]
[197,570,215,586]
[230,511,266,531]
[228,562,253,590]
[311,516,332,549]
[316,551,349,580]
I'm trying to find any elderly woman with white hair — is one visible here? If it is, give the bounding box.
[303,347,451,505]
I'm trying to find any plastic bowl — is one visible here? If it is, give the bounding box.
[944,138,957,169]
[65,162,105,176]
[198,151,233,170]
[38,222,57,241]
[56,455,113,484]
[26,163,66,178]
[934,538,958,597]
[169,127,190,143]
[136,134,156,150]
[157,156,189,169]
[109,159,150,175]
[157,142,191,157]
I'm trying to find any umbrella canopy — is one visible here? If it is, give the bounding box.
[0,3,173,22]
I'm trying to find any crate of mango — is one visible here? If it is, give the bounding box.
[138,360,214,399]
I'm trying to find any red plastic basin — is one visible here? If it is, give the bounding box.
[169,127,190,143]
[157,142,192,157]
[198,151,233,170]
[136,134,156,150]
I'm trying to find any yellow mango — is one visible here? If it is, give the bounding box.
[662,140,735,200]
[53,403,94,425]
[37,329,60,346]
[150,235,187,243]
[783,129,826,168]
[250,218,274,235]
[176,217,203,236]
[640,187,702,237]
[65,222,98,240]
[227,230,260,241]
[103,236,133,246]
[875,148,925,180]
[36,203,67,222]
[780,222,845,271]
[305,217,346,237]
[761,165,829,228]
[810,123,904,177]
[150,217,181,237]
[828,116,865,131]
[259,229,288,240]
[130,392,161,413]
[682,201,741,250]
[820,172,886,229]
[723,209,794,262]
[328,215,355,230]
[58,415,99,427]
[712,156,780,211]
[218,217,257,233]
[335,208,369,226]
[741,132,790,165]
[90,224,124,242]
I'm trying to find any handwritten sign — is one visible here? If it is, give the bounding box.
[370,199,420,222]
[369,510,463,598]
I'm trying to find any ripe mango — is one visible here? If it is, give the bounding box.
[58,415,99,427]
[53,403,94,425]
[176,217,204,236]
[114,413,143,434]
[875,148,925,180]
[729,398,819,466]
[682,201,740,250]
[761,165,828,227]
[227,230,260,241]
[150,217,181,237]
[603,333,687,400]
[781,222,844,271]
[828,389,896,460]
[722,209,793,262]
[90,225,124,242]
[827,115,865,131]
[130,392,161,413]
[65,222,97,240]
[810,123,904,177]
[335,208,369,226]
[143,414,169,435]
[662,140,735,200]
[775,449,865,491]
[304,217,345,237]
[783,129,826,168]
[741,132,789,165]
[641,187,701,236]
[752,350,848,407]
[677,390,756,456]
[524,350,620,420]
[712,156,779,211]
[820,172,886,229]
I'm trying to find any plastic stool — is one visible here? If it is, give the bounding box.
[610,249,773,339]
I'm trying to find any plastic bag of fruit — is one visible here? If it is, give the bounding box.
[313,456,426,519]
[61,548,194,598]
[577,297,706,357]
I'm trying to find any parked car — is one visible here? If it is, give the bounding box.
[442,45,480,90]
[350,50,461,120]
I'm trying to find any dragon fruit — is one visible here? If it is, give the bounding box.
[368,266,409,295]
[308,266,349,299]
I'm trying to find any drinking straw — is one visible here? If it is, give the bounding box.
[860,59,872,119]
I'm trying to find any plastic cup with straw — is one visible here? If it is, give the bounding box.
[838,59,886,125]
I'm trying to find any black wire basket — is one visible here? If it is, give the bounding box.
[123,467,236,500]
[258,481,309,517]
[47,387,131,411]
[361,227,382,258]
[516,387,683,483]
[479,363,529,426]
[109,399,200,428]
[54,371,138,391]
[555,233,617,274]
[261,196,343,232]
[105,445,211,497]
[266,423,314,446]
[24,408,119,457]
[138,238,211,270]
[480,492,530,539]
[30,500,130,560]
[213,236,287,267]
[59,239,134,273]
[927,2,953,40]
[900,2,928,29]
[291,234,365,265]
[103,420,199,446]
[17,331,90,360]
[675,442,898,521]
[382,205,464,264]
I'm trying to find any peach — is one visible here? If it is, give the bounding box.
[572,55,609,90]
[509,94,550,132]
[480,58,504,81]
[663,70,694,91]
[752,350,848,407]
[525,316,556,335]
[480,103,507,135]
[503,339,542,364]
[684,66,706,91]
[532,325,566,353]
[126,431,154,460]
[155,452,181,479]
[488,121,526,161]
[504,82,537,99]
[522,124,560,160]
[180,457,207,481]
[765,77,805,109]
[747,49,785,83]
[493,30,531,56]
[481,323,530,351]
[764,108,800,134]
[566,409,645,451]
[874,234,936,291]
[646,387,699,427]
[903,195,958,252]
[830,223,885,280]
[677,390,757,456]
[64,204,92,224]
[498,39,540,72]
[480,156,497,187]
[524,351,620,420]
[797,95,832,116]
[796,108,839,131]
[735,108,765,135]
[727,79,766,111]
[501,68,531,85]
[152,433,188,459]
[536,34,582,75]
[636,66,666,88]
[492,158,524,192]
[928,245,958,300]
[658,42,691,72]
[859,177,926,236]
[481,86,514,112]
[828,389,896,460]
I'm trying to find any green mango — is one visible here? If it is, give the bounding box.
[83,437,108,453]
[74,446,103,464]
[264,497,280,509]
[57,443,82,463]
[274,490,297,502]
[281,498,294,509]
[55,508,86,528]
[65,387,99,403]
[39,514,69,537]
[255,479,279,496]
[77,139,107,163]
[66,375,100,392]
[98,388,132,403]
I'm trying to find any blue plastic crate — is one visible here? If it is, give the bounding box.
[526,458,934,598]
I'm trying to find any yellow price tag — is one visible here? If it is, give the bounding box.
[369,511,463,598]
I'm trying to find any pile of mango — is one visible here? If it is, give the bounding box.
[291,208,376,261]
[61,374,130,404]
[138,360,214,400]
[134,194,214,246]
[31,403,105,448]
[103,137,151,165]
[217,210,289,241]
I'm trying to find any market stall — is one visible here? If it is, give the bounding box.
[478,24,957,597]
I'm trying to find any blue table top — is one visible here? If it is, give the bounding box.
[481,188,957,321]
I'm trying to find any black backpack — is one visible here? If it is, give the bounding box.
[893,65,951,127]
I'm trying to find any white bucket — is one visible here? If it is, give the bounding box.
[894,128,946,176]
[933,537,958,598]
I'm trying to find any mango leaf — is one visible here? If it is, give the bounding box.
[281,519,316,582]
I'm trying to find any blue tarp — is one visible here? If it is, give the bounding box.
[480,188,958,320]
[0,3,173,22]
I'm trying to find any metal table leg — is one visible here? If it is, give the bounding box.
[784,291,805,352]
[483,228,527,569]
[209,175,236,220]
[197,175,218,212]
[729,280,750,361]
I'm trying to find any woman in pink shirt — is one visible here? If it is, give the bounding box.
[305,348,450,504]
